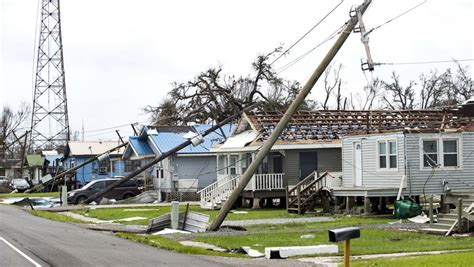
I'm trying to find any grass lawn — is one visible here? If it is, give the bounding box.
[116,233,244,258]
[194,229,474,256]
[30,210,89,224]
[73,207,312,225]
[352,250,474,266]
[0,192,59,199]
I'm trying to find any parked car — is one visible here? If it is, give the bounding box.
[9,178,31,192]
[67,178,142,204]
[0,176,9,185]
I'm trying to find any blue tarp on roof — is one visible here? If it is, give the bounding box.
[129,136,154,156]
[151,124,234,154]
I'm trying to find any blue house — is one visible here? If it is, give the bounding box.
[63,141,132,185]
[122,124,234,195]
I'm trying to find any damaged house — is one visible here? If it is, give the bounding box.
[122,124,233,200]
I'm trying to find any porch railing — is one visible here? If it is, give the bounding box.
[246,173,285,191]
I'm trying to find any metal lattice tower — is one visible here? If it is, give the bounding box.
[30,0,70,151]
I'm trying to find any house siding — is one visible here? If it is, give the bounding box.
[342,133,406,188]
[318,148,342,172]
[405,132,474,195]
[172,156,217,189]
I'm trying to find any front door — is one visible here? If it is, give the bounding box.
[353,142,363,186]
[299,152,318,179]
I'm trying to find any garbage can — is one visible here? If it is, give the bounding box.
[394,199,422,219]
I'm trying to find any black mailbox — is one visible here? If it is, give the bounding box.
[328,227,360,242]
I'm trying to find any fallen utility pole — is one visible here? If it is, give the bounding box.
[26,142,129,193]
[83,103,260,204]
[208,0,372,231]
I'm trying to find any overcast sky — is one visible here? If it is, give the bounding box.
[1,0,473,141]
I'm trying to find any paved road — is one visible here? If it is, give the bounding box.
[0,205,230,267]
[0,205,313,267]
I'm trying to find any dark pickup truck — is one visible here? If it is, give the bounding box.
[67,178,142,204]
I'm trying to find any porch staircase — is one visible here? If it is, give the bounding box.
[198,175,240,210]
[421,192,474,235]
[286,171,334,215]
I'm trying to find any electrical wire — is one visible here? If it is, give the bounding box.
[376,58,474,66]
[270,0,345,66]
[277,23,347,74]
[366,0,427,36]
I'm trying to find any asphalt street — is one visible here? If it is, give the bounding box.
[0,205,231,267]
[0,205,313,267]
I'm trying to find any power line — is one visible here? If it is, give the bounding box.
[376,58,474,66]
[270,0,345,66]
[366,0,427,35]
[277,23,346,74]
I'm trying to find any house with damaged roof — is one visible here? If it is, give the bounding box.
[201,100,474,214]
[122,124,234,200]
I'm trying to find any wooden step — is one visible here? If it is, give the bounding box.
[430,223,453,229]
[437,218,457,224]
[420,228,448,235]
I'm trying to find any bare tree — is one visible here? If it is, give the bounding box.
[1,103,31,158]
[382,72,416,110]
[146,48,303,125]
[320,63,342,110]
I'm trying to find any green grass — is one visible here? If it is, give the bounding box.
[116,233,244,258]
[0,192,59,199]
[245,215,395,231]
[74,207,309,225]
[30,210,89,224]
[352,250,474,267]
[194,229,474,256]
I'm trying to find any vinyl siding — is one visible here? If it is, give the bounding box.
[174,156,217,188]
[283,150,300,186]
[342,133,406,188]
[405,132,474,195]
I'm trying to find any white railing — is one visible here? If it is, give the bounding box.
[199,175,240,207]
[247,173,285,191]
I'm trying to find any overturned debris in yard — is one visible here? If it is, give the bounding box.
[147,211,209,233]
[113,191,161,205]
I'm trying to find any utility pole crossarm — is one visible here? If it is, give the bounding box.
[208,0,372,231]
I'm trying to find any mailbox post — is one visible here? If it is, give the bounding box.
[328,227,360,267]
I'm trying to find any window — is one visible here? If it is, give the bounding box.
[423,140,438,167]
[378,140,397,169]
[218,155,228,175]
[229,155,238,175]
[421,138,460,168]
[443,140,458,167]
[125,160,140,172]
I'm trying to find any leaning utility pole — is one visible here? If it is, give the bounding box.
[208,0,372,231]
[30,0,70,151]
[83,103,260,204]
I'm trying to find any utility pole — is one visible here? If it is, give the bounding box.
[208,0,372,231]
[83,103,260,204]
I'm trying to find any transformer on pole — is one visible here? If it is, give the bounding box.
[30,0,70,151]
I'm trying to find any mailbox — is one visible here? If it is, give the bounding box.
[328,227,360,242]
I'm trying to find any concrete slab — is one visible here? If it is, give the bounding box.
[265,245,338,259]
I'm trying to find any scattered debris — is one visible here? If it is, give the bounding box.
[300,234,315,239]
[114,216,146,222]
[222,216,334,227]
[179,240,227,252]
[123,208,157,212]
[114,191,160,204]
[265,245,338,259]
[408,213,431,224]
[238,246,264,258]
[99,198,116,205]
[230,210,248,214]
[147,211,209,233]
[11,197,59,209]
[81,223,147,233]
[154,228,191,235]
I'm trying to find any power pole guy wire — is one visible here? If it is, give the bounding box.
[208,0,372,231]
[83,103,261,204]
